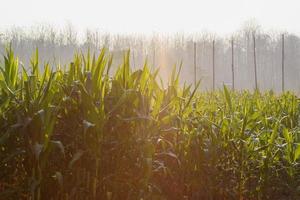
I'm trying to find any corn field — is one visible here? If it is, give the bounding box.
[0,46,300,200]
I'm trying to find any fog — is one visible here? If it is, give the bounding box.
[1,23,300,93]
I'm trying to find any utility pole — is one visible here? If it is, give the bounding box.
[253,32,258,90]
[212,40,215,90]
[282,34,285,92]
[194,42,197,87]
[231,38,235,90]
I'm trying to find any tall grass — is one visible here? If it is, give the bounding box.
[0,46,299,200]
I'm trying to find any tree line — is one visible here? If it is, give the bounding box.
[1,23,300,92]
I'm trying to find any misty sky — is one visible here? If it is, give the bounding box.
[1,0,300,35]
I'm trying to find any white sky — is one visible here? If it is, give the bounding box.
[0,0,300,35]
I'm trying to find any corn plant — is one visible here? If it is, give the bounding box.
[0,47,299,200]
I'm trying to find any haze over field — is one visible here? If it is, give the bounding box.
[1,0,300,92]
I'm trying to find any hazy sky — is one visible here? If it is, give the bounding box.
[1,0,300,35]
